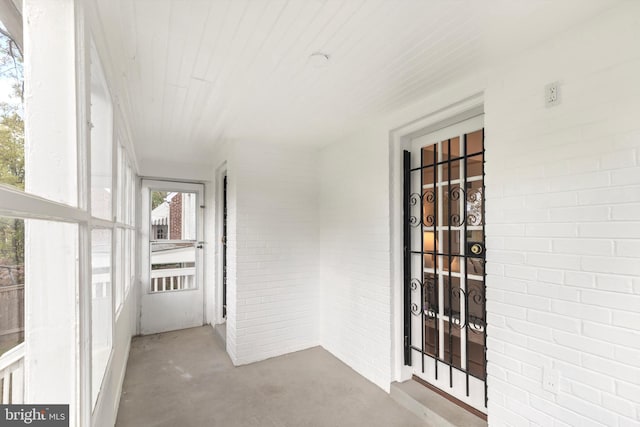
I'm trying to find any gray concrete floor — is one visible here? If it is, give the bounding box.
[116,326,426,427]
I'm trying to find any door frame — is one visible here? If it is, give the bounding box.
[215,162,228,325]
[389,93,485,386]
[139,179,205,334]
[406,114,487,412]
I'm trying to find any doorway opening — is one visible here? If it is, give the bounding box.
[140,180,205,334]
[404,114,487,413]
[222,175,227,319]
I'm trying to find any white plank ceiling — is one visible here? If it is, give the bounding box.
[89,0,619,171]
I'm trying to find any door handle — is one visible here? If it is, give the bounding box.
[197,241,204,249]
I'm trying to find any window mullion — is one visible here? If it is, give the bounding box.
[0,187,89,223]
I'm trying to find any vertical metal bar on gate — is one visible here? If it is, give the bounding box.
[447,139,453,388]
[433,143,439,379]
[420,146,425,374]
[482,129,488,408]
[464,134,470,397]
[223,175,228,318]
[403,150,412,366]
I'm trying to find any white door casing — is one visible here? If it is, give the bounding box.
[140,180,204,334]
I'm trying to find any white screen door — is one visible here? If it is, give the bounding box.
[140,180,204,334]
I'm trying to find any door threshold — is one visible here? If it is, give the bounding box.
[412,375,487,421]
[390,377,487,427]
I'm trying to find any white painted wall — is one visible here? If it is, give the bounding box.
[225,142,320,365]
[318,124,394,390]
[317,79,488,394]
[483,3,640,426]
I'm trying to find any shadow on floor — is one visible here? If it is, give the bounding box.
[116,326,427,427]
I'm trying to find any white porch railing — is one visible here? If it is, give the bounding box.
[0,342,24,404]
[151,267,195,292]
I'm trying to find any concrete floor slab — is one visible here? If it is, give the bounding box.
[116,326,428,427]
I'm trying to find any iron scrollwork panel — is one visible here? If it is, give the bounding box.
[408,191,436,228]
[439,186,484,227]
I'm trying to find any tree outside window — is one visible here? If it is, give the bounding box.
[0,22,25,355]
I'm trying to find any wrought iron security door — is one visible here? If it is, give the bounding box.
[404,116,487,412]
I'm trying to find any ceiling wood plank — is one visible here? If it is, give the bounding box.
[90,0,620,170]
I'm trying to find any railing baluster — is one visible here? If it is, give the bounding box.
[0,343,25,404]
[150,267,196,293]
[12,361,23,403]
[2,371,10,403]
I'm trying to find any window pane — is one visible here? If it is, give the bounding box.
[421,144,435,166]
[467,279,486,379]
[122,159,131,224]
[150,191,196,241]
[0,24,24,193]
[0,217,24,355]
[466,129,483,155]
[115,228,123,310]
[124,228,131,296]
[128,228,135,293]
[23,219,78,403]
[90,46,113,220]
[129,166,136,226]
[150,191,167,240]
[91,228,112,408]
[116,145,124,223]
[150,242,196,292]
[440,136,460,160]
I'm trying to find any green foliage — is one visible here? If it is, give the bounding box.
[0,28,24,268]
[0,26,23,189]
[0,217,23,266]
[0,26,22,103]
[151,191,168,210]
[0,104,24,189]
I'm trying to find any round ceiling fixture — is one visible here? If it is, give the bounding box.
[309,52,330,68]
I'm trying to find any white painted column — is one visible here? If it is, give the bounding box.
[23,1,84,426]
[24,0,78,206]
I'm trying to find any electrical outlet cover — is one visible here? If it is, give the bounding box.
[543,367,560,393]
[545,82,560,107]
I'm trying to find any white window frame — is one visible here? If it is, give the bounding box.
[0,2,141,425]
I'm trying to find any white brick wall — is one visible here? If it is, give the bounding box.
[226,142,320,365]
[217,4,640,425]
[485,3,640,425]
[318,125,393,391]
